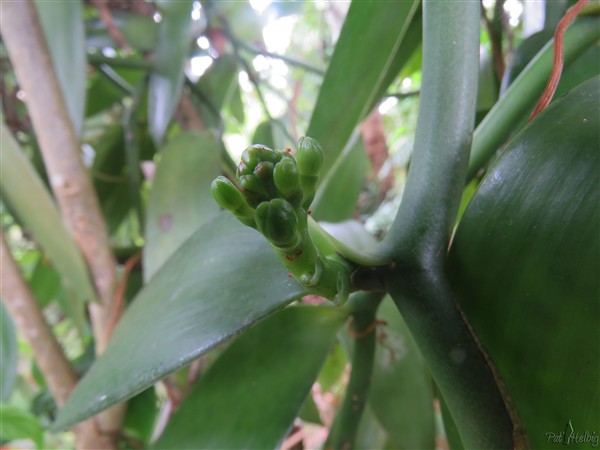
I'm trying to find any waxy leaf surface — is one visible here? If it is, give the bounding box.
[54,214,304,430]
[450,77,599,447]
[154,306,345,449]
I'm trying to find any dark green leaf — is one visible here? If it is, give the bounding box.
[53,213,304,430]
[369,297,435,449]
[450,77,599,447]
[0,302,18,402]
[153,306,345,449]
[148,2,194,144]
[91,124,132,234]
[123,388,158,444]
[306,0,419,177]
[311,137,368,222]
[0,405,44,450]
[0,121,96,302]
[35,0,86,136]
[143,131,221,280]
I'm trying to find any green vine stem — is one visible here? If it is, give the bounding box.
[374,1,520,447]
[467,16,600,180]
[325,292,384,450]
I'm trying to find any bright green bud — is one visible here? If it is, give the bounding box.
[297,137,324,177]
[255,199,300,249]
[273,157,301,201]
[211,176,244,212]
[211,176,256,227]
[238,145,282,177]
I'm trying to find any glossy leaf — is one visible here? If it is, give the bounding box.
[0,302,18,402]
[35,0,86,136]
[53,213,304,430]
[153,306,346,449]
[311,137,368,222]
[450,77,599,447]
[0,121,96,302]
[306,0,419,178]
[148,1,194,144]
[369,297,435,449]
[143,131,221,280]
[0,405,44,450]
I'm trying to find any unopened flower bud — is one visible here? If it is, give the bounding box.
[255,199,300,249]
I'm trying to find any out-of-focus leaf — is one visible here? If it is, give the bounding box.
[354,406,389,450]
[143,132,221,280]
[368,9,422,113]
[369,297,436,449]
[85,13,159,52]
[123,388,158,445]
[311,137,368,222]
[0,302,18,402]
[0,121,96,302]
[29,257,61,309]
[153,306,345,449]
[306,0,419,177]
[266,0,304,18]
[208,2,264,43]
[35,0,86,136]
[91,124,132,234]
[318,338,347,392]
[228,82,245,123]
[251,119,294,151]
[53,214,304,430]
[299,393,321,425]
[193,55,240,129]
[0,405,44,449]
[450,78,599,448]
[148,1,194,144]
[477,48,499,114]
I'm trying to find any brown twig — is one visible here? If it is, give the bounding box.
[529,0,590,121]
[1,0,125,439]
[0,234,115,449]
[481,0,505,79]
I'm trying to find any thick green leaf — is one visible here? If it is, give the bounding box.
[35,0,86,136]
[306,0,419,177]
[143,132,221,280]
[148,1,194,144]
[311,137,368,222]
[0,405,44,450]
[369,297,435,449]
[0,302,17,402]
[450,77,599,447]
[0,121,96,302]
[53,213,304,430]
[153,306,346,449]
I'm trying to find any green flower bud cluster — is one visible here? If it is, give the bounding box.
[210,138,350,305]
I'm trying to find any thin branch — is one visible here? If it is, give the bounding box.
[88,52,153,70]
[91,0,131,51]
[1,0,126,438]
[529,0,590,121]
[0,233,115,450]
